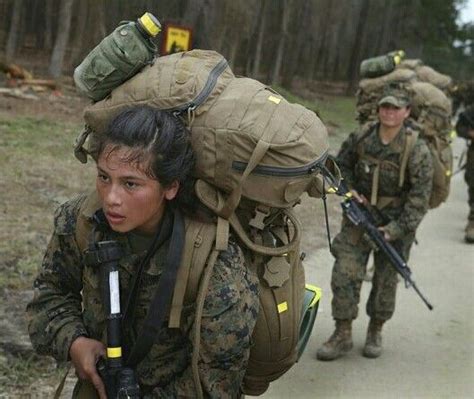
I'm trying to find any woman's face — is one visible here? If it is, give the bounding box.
[96,145,178,234]
[378,104,410,129]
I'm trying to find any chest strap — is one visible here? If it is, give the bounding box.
[356,127,418,208]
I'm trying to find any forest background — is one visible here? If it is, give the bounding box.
[1,0,473,94]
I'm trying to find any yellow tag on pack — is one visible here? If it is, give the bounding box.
[268,95,281,104]
[278,301,288,313]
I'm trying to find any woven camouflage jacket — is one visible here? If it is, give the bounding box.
[26,194,259,398]
[336,122,433,240]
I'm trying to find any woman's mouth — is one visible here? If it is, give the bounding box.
[106,211,126,225]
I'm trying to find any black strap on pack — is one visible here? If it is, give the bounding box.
[121,209,173,330]
[125,206,186,367]
[321,177,332,252]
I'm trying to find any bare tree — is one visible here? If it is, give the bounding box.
[70,0,89,66]
[5,0,24,61]
[251,0,267,79]
[346,0,370,93]
[48,0,74,77]
[271,0,293,85]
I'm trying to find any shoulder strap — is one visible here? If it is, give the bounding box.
[168,218,217,328]
[398,128,420,188]
[191,248,221,399]
[75,191,102,253]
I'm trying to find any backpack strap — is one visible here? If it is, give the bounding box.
[75,191,103,253]
[168,219,217,328]
[191,248,221,399]
[398,128,419,188]
[219,92,284,221]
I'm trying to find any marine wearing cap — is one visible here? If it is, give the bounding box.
[378,87,411,108]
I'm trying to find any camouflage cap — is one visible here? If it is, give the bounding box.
[378,86,411,108]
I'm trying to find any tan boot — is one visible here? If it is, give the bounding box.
[316,320,353,361]
[363,319,384,358]
[465,220,474,243]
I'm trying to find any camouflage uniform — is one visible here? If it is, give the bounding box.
[26,193,259,398]
[455,105,474,225]
[331,122,433,321]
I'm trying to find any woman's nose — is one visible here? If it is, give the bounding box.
[104,184,122,206]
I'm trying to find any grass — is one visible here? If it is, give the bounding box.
[0,116,95,290]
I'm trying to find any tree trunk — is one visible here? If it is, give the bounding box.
[281,0,309,87]
[5,0,24,61]
[44,0,54,50]
[251,0,267,79]
[48,0,74,78]
[271,0,292,85]
[346,0,370,94]
[70,0,89,66]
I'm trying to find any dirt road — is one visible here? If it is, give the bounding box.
[265,138,474,399]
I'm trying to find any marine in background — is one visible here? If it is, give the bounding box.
[317,87,433,361]
[455,103,474,243]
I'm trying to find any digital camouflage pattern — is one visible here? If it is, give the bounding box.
[330,123,433,321]
[27,194,259,398]
[337,123,433,239]
[330,219,414,321]
[456,105,474,221]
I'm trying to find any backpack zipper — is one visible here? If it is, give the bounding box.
[166,57,229,115]
[232,151,328,177]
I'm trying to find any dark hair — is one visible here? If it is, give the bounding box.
[97,105,197,214]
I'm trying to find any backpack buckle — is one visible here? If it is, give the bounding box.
[249,206,271,230]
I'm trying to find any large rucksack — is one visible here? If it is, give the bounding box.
[74,49,331,396]
[356,55,454,209]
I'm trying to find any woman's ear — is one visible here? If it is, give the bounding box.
[404,106,411,119]
[164,180,180,200]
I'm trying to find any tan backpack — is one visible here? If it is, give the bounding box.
[74,49,330,396]
[397,59,453,93]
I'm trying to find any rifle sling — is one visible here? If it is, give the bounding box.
[126,207,185,367]
[122,209,173,330]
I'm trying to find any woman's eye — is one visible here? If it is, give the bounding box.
[98,173,109,182]
[125,181,138,189]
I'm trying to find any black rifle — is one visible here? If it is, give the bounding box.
[86,240,141,398]
[336,184,433,311]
